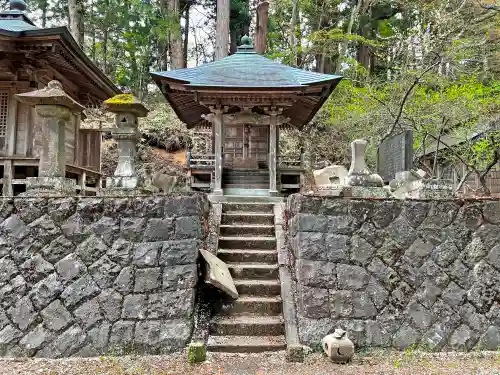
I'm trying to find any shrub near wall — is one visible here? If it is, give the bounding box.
[0,194,207,357]
[288,195,500,351]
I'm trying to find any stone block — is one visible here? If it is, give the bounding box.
[120,217,146,242]
[143,218,174,241]
[337,264,369,290]
[19,324,54,352]
[405,237,434,266]
[41,236,76,264]
[298,285,329,319]
[98,289,123,323]
[188,341,207,363]
[41,300,72,332]
[0,258,18,290]
[0,324,22,345]
[199,249,237,298]
[164,195,204,217]
[159,240,199,266]
[90,216,120,246]
[477,326,500,350]
[295,259,336,289]
[48,198,76,224]
[441,281,466,308]
[8,296,37,331]
[54,254,86,283]
[392,325,420,350]
[483,201,500,224]
[371,201,401,229]
[431,241,459,267]
[358,222,385,248]
[406,301,433,331]
[135,320,161,349]
[87,321,111,351]
[148,290,195,319]
[162,264,197,291]
[367,258,400,291]
[297,316,335,347]
[134,267,161,292]
[108,320,135,348]
[350,235,376,266]
[122,294,147,319]
[133,242,161,267]
[158,318,193,353]
[75,235,108,266]
[487,243,500,271]
[174,216,202,239]
[36,324,86,358]
[291,214,328,233]
[73,298,103,330]
[88,255,121,289]
[106,238,133,266]
[114,266,134,294]
[449,324,476,351]
[30,273,63,310]
[387,216,417,248]
[60,215,90,244]
[60,275,99,308]
[365,277,389,310]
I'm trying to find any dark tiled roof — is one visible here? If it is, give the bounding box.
[152,51,342,88]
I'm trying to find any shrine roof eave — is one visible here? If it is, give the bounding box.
[151,73,342,129]
[0,26,120,102]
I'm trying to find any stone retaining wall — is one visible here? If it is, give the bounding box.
[0,194,208,357]
[287,195,500,351]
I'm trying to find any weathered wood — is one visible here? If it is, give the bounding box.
[2,160,12,196]
[269,108,278,194]
[255,1,270,54]
[6,90,17,155]
[213,108,223,195]
[78,170,86,195]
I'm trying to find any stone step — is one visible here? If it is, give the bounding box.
[228,262,279,280]
[219,224,275,237]
[219,236,276,250]
[233,279,281,296]
[222,203,274,213]
[222,184,269,189]
[222,295,282,315]
[221,212,274,225]
[207,335,286,353]
[209,195,285,204]
[210,315,284,336]
[223,169,270,176]
[218,249,278,264]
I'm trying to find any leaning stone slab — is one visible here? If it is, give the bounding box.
[200,249,238,299]
[313,165,348,186]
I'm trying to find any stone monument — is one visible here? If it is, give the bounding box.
[345,139,389,197]
[102,93,148,192]
[377,130,413,183]
[15,80,83,194]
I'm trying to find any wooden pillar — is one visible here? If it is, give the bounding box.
[78,170,86,196]
[243,124,249,160]
[213,107,224,195]
[269,108,278,195]
[4,89,18,196]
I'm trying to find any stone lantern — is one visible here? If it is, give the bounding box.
[15,80,84,194]
[102,94,149,190]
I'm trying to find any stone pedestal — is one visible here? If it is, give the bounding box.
[15,80,84,195]
[345,139,387,197]
[406,179,454,199]
[102,94,149,193]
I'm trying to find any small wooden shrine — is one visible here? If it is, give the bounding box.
[151,36,342,195]
[0,0,120,195]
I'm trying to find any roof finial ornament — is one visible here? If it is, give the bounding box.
[237,35,254,53]
[9,0,27,11]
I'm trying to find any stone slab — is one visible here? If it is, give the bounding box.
[200,249,238,299]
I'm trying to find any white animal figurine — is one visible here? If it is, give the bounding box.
[322,328,355,363]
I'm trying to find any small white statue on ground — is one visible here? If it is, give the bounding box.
[322,328,355,363]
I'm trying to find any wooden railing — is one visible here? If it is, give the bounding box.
[187,151,215,169]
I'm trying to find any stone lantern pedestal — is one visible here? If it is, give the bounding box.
[102,94,149,193]
[15,80,84,195]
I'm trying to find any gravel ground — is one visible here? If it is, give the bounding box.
[1,350,500,375]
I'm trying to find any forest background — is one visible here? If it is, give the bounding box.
[25,0,500,193]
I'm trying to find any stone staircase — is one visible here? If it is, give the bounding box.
[222,169,270,190]
[207,202,286,353]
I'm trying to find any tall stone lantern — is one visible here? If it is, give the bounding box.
[16,80,84,194]
[103,94,149,190]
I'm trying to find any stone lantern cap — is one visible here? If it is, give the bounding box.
[103,94,149,117]
[15,80,85,112]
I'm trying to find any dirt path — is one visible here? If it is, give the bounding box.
[1,351,499,375]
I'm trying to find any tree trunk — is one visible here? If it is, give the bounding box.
[230,28,238,54]
[290,0,298,66]
[336,0,361,73]
[40,0,48,28]
[255,1,269,54]
[68,0,85,46]
[183,3,191,68]
[215,0,230,60]
[167,0,184,69]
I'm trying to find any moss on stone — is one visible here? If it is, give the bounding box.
[105,94,135,104]
[187,341,206,363]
